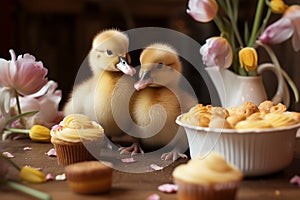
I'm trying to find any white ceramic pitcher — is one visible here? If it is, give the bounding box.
[205,63,290,108]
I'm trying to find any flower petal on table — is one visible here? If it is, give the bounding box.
[150,164,163,171]
[157,183,178,193]
[146,193,160,200]
[2,151,14,158]
[290,175,300,187]
[121,157,136,163]
[46,148,57,157]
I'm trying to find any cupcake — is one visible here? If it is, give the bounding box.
[172,152,243,200]
[50,114,104,165]
[65,161,113,194]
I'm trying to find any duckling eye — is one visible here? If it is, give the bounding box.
[157,63,163,69]
[106,50,113,56]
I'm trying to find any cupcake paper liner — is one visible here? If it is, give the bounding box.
[175,180,239,200]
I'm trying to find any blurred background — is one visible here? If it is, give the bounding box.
[1,0,299,111]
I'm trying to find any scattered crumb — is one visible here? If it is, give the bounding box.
[2,151,14,158]
[275,190,281,196]
[121,157,136,163]
[157,183,178,193]
[55,173,66,181]
[146,193,160,200]
[150,164,163,171]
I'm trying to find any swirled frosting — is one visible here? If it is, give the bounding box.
[50,114,104,142]
[172,152,243,185]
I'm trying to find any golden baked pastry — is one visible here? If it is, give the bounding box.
[209,107,232,129]
[172,152,242,200]
[181,104,212,127]
[258,100,275,114]
[65,161,113,194]
[50,114,104,165]
[235,120,273,129]
[264,112,298,128]
[181,101,300,129]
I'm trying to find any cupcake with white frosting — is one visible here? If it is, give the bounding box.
[51,114,104,165]
[172,152,243,200]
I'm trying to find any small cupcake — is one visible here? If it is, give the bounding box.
[65,161,113,194]
[50,114,104,165]
[172,152,243,200]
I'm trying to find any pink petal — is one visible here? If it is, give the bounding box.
[200,37,232,69]
[290,175,300,187]
[146,193,160,200]
[51,124,63,131]
[46,148,57,157]
[158,184,178,193]
[187,0,218,23]
[259,17,294,44]
[46,173,54,181]
[2,151,14,158]
[150,164,163,171]
[23,147,32,151]
[121,157,136,163]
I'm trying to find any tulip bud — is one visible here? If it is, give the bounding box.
[29,125,51,142]
[239,47,258,71]
[270,0,288,14]
[19,166,46,183]
[187,0,218,22]
[200,37,233,69]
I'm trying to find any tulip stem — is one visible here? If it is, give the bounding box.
[6,181,51,200]
[14,89,25,127]
[256,40,299,103]
[248,0,265,47]
[6,128,29,134]
[0,153,21,171]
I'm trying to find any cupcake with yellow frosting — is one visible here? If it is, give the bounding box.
[172,152,243,200]
[51,114,104,165]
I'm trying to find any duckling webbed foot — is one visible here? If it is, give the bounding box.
[161,149,188,162]
[119,143,144,156]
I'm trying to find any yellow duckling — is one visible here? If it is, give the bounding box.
[120,43,197,160]
[63,29,136,140]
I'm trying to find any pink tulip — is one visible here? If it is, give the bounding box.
[259,17,294,45]
[284,5,300,51]
[187,0,218,23]
[200,37,233,69]
[259,5,300,51]
[0,49,48,95]
[18,81,64,128]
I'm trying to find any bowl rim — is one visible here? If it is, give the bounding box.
[176,114,300,134]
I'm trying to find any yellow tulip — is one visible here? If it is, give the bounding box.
[19,166,46,183]
[270,0,288,14]
[238,47,258,72]
[29,125,51,142]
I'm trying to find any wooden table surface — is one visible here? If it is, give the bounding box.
[1,137,300,200]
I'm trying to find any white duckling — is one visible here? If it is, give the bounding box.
[63,29,136,140]
[121,43,197,160]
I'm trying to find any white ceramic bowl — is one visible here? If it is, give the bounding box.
[176,114,300,177]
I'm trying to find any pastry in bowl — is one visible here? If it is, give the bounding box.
[176,101,300,176]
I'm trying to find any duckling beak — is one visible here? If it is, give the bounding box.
[116,57,136,76]
[134,70,153,91]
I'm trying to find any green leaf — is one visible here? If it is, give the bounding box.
[4,111,39,127]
